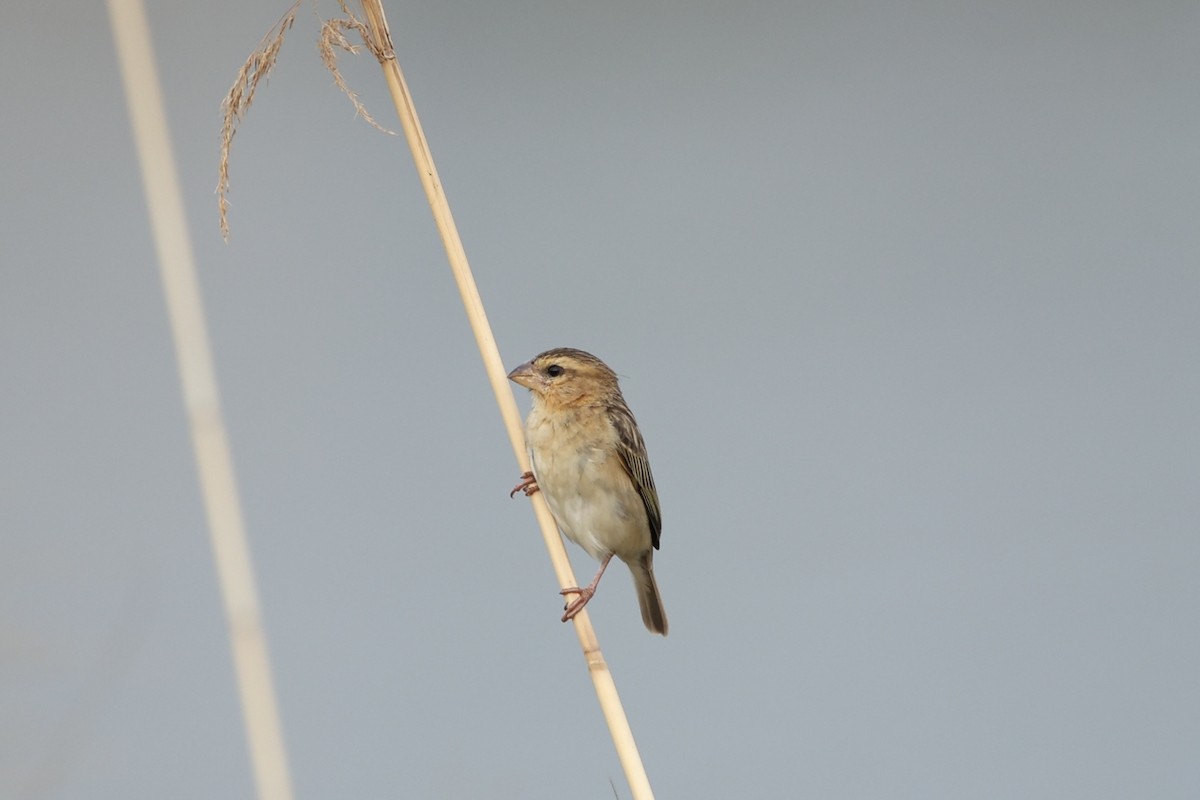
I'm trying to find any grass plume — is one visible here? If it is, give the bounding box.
[217,0,392,240]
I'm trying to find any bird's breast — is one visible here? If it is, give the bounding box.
[524,406,650,562]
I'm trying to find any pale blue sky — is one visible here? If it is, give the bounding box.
[2,1,1198,798]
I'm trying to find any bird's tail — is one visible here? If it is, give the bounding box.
[631,553,668,636]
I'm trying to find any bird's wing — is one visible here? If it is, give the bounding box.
[608,404,662,550]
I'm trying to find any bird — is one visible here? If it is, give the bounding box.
[507,347,668,635]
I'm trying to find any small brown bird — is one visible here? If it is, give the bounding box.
[508,348,668,635]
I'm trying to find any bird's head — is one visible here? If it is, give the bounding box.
[507,348,621,408]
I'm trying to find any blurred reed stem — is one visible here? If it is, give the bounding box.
[108,2,294,799]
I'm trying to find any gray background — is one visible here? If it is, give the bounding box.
[3,1,1198,798]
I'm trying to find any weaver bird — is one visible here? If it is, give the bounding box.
[508,348,668,635]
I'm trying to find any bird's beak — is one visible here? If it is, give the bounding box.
[507,361,539,390]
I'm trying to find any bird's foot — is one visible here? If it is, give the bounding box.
[509,471,539,498]
[559,586,596,622]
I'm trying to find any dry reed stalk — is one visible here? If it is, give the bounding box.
[107,2,294,799]
[215,2,658,794]
[354,2,657,797]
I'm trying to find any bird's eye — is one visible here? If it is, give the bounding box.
[546,364,564,377]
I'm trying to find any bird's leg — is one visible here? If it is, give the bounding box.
[560,554,614,622]
[509,471,539,498]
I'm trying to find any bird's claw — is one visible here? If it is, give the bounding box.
[509,471,539,498]
[560,586,595,622]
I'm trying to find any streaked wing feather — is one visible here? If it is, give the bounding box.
[608,404,662,549]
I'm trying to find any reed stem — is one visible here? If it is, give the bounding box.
[356,3,655,796]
